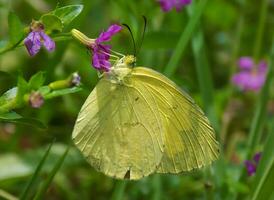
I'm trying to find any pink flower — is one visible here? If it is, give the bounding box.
[158,0,192,12]
[232,57,267,92]
[90,24,122,71]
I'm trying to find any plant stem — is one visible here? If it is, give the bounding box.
[253,0,269,60]
[163,0,208,77]
[152,175,162,200]
[247,39,274,158]
[110,181,127,200]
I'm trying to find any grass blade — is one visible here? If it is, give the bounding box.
[0,189,18,200]
[33,145,70,200]
[152,175,162,200]
[163,0,208,77]
[235,40,274,200]
[110,181,127,200]
[247,40,274,158]
[20,142,54,200]
[251,121,274,200]
[191,28,219,131]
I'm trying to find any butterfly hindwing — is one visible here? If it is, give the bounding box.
[131,67,219,173]
[72,77,165,180]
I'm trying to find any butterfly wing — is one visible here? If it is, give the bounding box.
[72,77,164,180]
[131,67,219,173]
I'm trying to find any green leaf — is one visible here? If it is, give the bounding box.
[0,111,22,120]
[20,142,54,200]
[8,12,24,45]
[40,14,63,33]
[0,87,17,105]
[33,146,70,200]
[52,5,83,26]
[28,71,46,90]
[44,87,82,99]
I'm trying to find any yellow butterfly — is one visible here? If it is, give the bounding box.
[72,55,219,180]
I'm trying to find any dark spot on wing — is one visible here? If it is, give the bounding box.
[135,97,139,101]
[172,105,178,110]
[124,170,131,179]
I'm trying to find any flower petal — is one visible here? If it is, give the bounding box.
[244,160,256,176]
[24,31,42,56]
[231,72,250,90]
[96,24,122,43]
[175,0,192,11]
[158,0,174,12]
[253,152,262,164]
[258,60,267,73]
[40,31,55,52]
[238,57,254,70]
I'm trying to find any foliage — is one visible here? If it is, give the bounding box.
[0,0,273,199]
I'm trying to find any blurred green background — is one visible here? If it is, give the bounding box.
[0,0,274,199]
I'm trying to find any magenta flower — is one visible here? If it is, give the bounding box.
[232,57,267,92]
[158,0,192,12]
[90,24,122,71]
[24,21,55,57]
[244,152,262,176]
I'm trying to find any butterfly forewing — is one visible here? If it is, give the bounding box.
[131,67,219,173]
[72,77,165,180]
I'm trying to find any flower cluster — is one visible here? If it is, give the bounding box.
[244,152,262,176]
[158,0,192,12]
[24,21,55,57]
[232,57,267,92]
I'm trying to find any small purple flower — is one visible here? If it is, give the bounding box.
[24,21,55,57]
[244,152,262,176]
[90,24,122,71]
[232,57,268,92]
[253,152,262,164]
[158,0,192,12]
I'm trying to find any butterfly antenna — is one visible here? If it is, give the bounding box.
[136,16,147,57]
[122,23,137,57]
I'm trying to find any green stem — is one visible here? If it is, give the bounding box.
[152,175,162,200]
[247,40,274,158]
[110,181,127,200]
[253,0,269,60]
[163,0,208,77]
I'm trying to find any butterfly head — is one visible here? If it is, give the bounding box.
[123,55,136,67]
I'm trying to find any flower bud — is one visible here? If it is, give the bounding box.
[71,29,95,46]
[70,72,81,87]
[29,91,44,108]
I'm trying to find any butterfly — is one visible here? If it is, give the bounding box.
[72,55,219,180]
